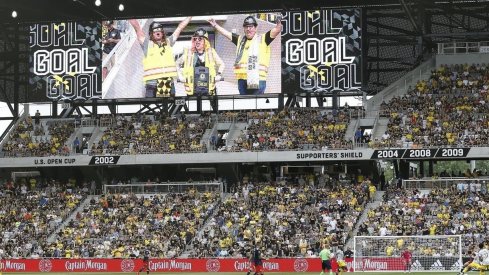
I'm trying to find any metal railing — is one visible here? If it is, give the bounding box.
[206,118,219,151]
[368,142,489,149]
[89,146,207,155]
[403,178,488,189]
[102,19,147,73]
[218,143,354,152]
[103,181,224,194]
[437,41,489,55]
[366,57,436,114]
[45,118,75,125]
[79,118,98,127]
[370,115,379,139]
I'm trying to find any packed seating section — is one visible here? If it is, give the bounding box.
[375,63,489,148]
[2,118,74,157]
[0,179,87,258]
[189,177,367,258]
[91,113,210,155]
[1,108,354,157]
[357,184,489,256]
[0,173,372,259]
[233,109,352,151]
[1,174,488,259]
[51,190,219,258]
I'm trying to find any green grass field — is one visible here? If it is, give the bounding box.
[0,272,476,275]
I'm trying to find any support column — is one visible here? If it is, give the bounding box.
[210,96,218,113]
[332,91,338,110]
[278,94,284,111]
[470,160,476,172]
[399,160,410,179]
[13,25,19,118]
[419,161,424,177]
[52,102,58,117]
[162,98,169,116]
[92,100,98,117]
[316,96,324,107]
[196,96,202,113]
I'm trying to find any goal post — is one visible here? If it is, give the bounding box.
[353,235,462,272]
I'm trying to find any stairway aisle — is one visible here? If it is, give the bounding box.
[346,191,385,249]
[47,195,95,243]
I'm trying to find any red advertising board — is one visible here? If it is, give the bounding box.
[0,258,372,272]
[352,257,404,271]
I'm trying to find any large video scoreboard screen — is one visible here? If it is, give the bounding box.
[29,22,102,101]
[28,9,361,102]
[282,10,362,93]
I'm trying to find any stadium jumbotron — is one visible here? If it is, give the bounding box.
[1,0,489,274]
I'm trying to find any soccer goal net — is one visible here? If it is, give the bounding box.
[353,235,462,272]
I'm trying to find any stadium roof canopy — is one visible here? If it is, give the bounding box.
[0,0,486,23]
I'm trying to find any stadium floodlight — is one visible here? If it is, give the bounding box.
[353,235,462,273]
[95,0,101,6]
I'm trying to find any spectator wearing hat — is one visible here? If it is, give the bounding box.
[130,17,192,97]
[102,21,121,80]
[208,15,282,95]
[177,28,224,96]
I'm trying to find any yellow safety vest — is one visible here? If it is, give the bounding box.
[234,34,271,81]
[143,39,177,82]
[182,48,217,95]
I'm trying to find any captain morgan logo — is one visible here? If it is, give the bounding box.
[39,259,53,272]
[294,259,309,272]
[206,259,220,272]
[121,259,135,272]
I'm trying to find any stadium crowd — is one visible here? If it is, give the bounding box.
[1,172,486,260]
[1,118,75,157]
[189,175,368,258]
[217,111,248,123]
[232,108,352,151]
[90,113,210,155]
[0,179,88,258]
[376,63,489,148]
[358,184,489,256]
[49,190,219,258]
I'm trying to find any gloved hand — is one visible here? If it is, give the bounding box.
[177,76,185,83]
[215,74,223,82]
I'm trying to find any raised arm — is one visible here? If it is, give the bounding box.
[175,54,185,82]
[208,18,232,41]
[213,49,225,76]
[129,19,145,45]
[172,17,192,41]
[270,15,282,39]
[103,35,120,45]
